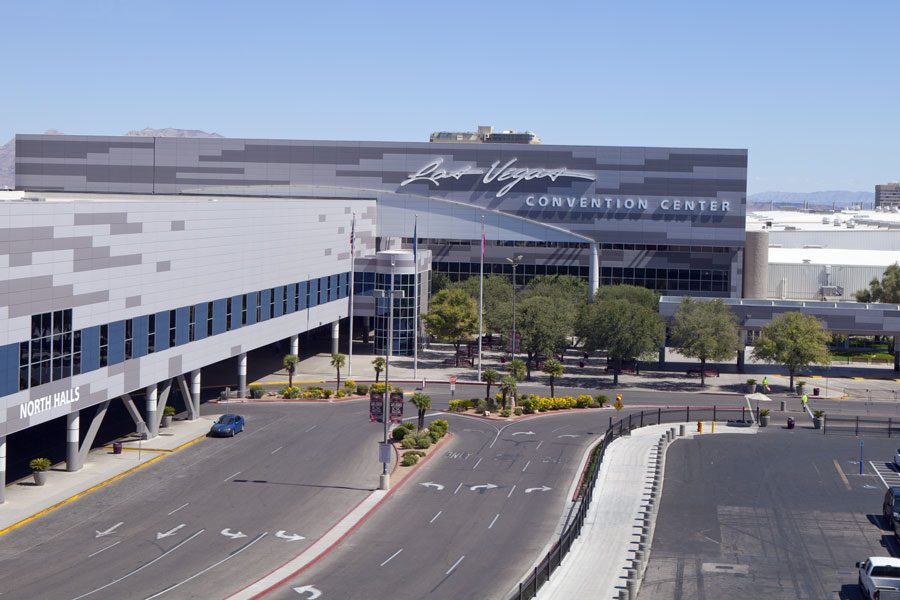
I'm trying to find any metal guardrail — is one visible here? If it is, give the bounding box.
[823,415,900,437]
[508,406,748,600]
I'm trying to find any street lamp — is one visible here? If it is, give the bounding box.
[506,255,523,361]
[372,259,404,491]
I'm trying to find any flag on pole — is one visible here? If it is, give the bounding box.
[350,214,355,254]
[413,214,419,379]
[478,216,485,378]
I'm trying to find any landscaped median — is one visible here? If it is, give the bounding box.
[390,419,450,468]
[447,393,611,418]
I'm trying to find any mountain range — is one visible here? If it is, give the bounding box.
[0,131,878,209]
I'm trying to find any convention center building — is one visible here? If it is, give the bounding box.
[0,133,749,496]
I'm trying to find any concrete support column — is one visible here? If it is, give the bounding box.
[190,369,201,420]
[66,412,81,472]
[0,436,6,504]
[588,242,599,302]
[290,334,299,356]
[658,345,666,369]
[737,349,746,374]
[146,384,159,438]
[238,352,248,397]
[331,320,340,355]
[895,350,899,373]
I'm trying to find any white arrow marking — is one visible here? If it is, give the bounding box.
[95,522,124,538]
[525,485,553,494]
[557,434,580,438]
[275,530,305,542]
[469,483,499,492]
[155,524,186,540]
[293,585,322,599]
[511,431,535,436]
[420,481,445,490]
[220,528,247,539]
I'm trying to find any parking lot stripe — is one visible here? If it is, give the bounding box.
[833,459,851,490]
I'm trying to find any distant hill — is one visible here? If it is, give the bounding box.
[0,128,224,188]
[748,190,874,210]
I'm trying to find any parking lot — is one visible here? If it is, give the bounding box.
[639,426,900,600]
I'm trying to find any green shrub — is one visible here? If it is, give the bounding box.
[415,436,432,449]
[520,396,539,414]
[249,385,265,399]
[587,400,601,408]
[813,409,825,418]
[281,386,301,399]
[759,408,771,416]
[429,430,441,443]
[576,394,592,408]
[321,389,333,399]
[335,389,346,398]
[401,437,416,449]
[476,399,489,414]
[429,419,448,435]
[392,427,410,441]
[344,379,356,391]
[746,378,757,385]
[356,383,369,395]
[369,383,389,393]
[401,454,420,466]
[500,408,511,418]
[30,457,51,471]
[163,405,176,416]
[402,421,416,431]
[595,394,609,407]
[514,407,523,416]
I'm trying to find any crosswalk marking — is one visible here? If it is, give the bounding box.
[870,461,900,489]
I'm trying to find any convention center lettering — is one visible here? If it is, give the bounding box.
[19,386,80,419]
[400,157,731,212]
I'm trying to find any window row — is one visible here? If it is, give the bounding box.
[16,273,350,392]
[405,238,732,254]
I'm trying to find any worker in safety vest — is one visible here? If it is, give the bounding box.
[801,393,808,410]
[762,376,769,392]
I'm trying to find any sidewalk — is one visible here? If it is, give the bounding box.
[0,417,213,534]
[537,422,757,600]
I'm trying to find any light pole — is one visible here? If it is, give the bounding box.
[373,259,404,490]
[506,255,523,361]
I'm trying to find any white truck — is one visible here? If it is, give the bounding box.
[858,557,900,599]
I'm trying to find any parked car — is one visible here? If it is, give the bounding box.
[687,367,719,378]
[883,487,900,528]
[209,414,245,437]
[893,448,900,469]
[857,556,900,599]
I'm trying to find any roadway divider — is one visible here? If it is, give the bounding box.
[507,405,749,600]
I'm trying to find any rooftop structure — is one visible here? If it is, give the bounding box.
[429,125,541,144]
[876,182,900,208]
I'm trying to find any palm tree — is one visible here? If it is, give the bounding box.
[409,392,431,431]
[283,354,299,389]
[331,353,346,391]
[499,376,517,411]
[372,356,386,383]
[507,359,526,407]
[542,358,563,397]
[481,368,499,403]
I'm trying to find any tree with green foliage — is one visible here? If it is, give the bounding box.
[669,298,742,386]
[453,274,514,337]
[372,356,386,383]
[855,262,900,304]
[542,358,563,397]
[577,289,665,385]
[423,288,478,366]
[481,368,499,402]
[593,284,659,311]
[499,375,517,411]
[283,354,299,389]
[506,358,526,406]
[431,272,452,296]
[751,311,832,391]
[515,296,570,379]
[330,353,346,391]
[522,275,588,339]
[409,392,431,431]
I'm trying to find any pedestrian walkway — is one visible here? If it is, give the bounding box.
[537,422,757,600]
[0,417,213,534]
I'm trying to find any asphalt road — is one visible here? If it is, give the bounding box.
[638,427,900,600]
[0,400,383,600]
[264,409,615,600]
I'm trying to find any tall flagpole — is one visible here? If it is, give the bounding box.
[413,214,419,380]
[348,213,355,378]
[478,215,484,379]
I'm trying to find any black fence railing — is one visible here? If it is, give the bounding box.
[823,415,900,437]
[508,406,748,600]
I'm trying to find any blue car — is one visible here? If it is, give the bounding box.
[210,414,245,437]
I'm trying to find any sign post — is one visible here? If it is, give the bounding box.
[369,392,384,423]
[860,440,864,475]
[449,375,457,398]
[389,391,404,424]
[614,394,623,411]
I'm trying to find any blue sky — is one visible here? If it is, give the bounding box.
[1,0,897,194]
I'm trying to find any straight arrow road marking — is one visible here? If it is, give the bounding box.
[156,524,186,540]
[221,528,248,539]
[275,530,305,542]
[419,481,444,490]
[293,585,322,599]
[95,522,123,538]
[525,485,552,494]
